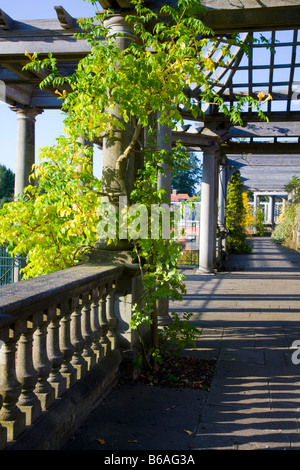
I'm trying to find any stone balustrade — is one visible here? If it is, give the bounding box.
[0,262,140,450]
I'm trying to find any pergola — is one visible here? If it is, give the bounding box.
[0,0,299,271]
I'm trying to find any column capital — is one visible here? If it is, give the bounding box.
[10,106,43,121]
[104,13,136,41]
[200,142,221,156]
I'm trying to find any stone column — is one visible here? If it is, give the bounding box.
[253,192,258,217]
[93,14,142,260]
[156,122,172,325]
[268,195,275,225]
[198,145,219,274]
[11,106,43,198]
[101,14,140,202]
[217,162,226,262]
[157,122,172,202]
[218,164,226,228]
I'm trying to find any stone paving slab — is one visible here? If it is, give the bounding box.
[193,422,300,450]
[62,239,300,451]
[62,385,208,451]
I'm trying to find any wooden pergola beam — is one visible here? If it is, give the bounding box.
[98,0,300,32]
[203,5,300,32]
[221,142,300,154]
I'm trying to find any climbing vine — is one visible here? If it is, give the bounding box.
[226,170,252,254]
[0,0,269,365]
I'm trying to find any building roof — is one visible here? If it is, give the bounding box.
[171,190,190,202]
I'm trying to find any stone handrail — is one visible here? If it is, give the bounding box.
[0,262,137,450]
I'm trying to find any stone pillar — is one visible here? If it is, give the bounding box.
[198,145,219,274]
[268,195,275,225]
[156,122,172,325]
[11,106,43,198]
[92,14,142,260]
[218,164,226,227]
[101,14,140,204]
[157,122,172,201]
[217,162,227,261]
[253,192,258,216]
[283,197,287,213]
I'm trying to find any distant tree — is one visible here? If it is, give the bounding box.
[171,152,202,196]
[0,164,14,209]
[284,175,300,203]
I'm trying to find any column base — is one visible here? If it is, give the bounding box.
[196,266,215,274]
[60,368,77,389]
[71,357,88,380]
[48,376,67,398]
[157,298,172,325]
[83,351,97,371]
[0,409,26,441]
[35,387,56,411]
[18,400,42,426]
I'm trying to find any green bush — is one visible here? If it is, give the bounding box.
[226,170,252,254]
[254,206,265,236]
[271,204,297,245]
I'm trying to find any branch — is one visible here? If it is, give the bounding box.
[115,122,142,172]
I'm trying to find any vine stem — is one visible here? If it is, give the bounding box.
[115,122,142,172]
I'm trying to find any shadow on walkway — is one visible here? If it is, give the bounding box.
[62,238,300,451]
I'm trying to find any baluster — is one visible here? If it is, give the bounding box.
[47,306,67,397]
[106,281,118,351]
[58,300,76,389]
[0,327,26,441]
[16,317,42,425]
[99,288,111,356]
[70,296,88,379]
[81,292,96,370]
[33,312,55,411]
[90,287,104,363]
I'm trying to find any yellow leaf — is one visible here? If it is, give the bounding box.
[184,430,193,436]
[95,438,105,445]
[25,50,32,60]
[257,91,265,102]
[261,93,272,104]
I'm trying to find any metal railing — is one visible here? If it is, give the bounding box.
[0,245,25,285]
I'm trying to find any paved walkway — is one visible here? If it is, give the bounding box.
[62,238,300,451]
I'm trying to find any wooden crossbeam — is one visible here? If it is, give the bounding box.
[221,142,300,154]
[226,121,300,138]
[98,0,132,9]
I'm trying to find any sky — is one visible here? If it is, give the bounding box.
[0,0,102,175]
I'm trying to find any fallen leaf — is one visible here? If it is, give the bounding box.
[95,439,105,445]
[128,440,138,443]
[184,429,193,436]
